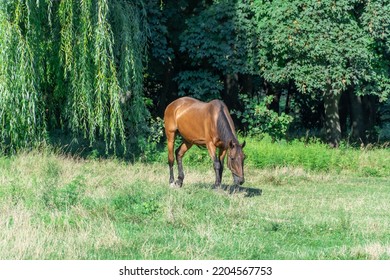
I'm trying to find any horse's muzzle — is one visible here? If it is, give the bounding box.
[233,174,245,185]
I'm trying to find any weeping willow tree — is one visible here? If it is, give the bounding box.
[0,1,47,152]
[0,0,148,153]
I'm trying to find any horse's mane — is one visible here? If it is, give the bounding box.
[216,104,238,148]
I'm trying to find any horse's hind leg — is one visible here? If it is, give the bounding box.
[165,130,176,187]
[175,140,193,187]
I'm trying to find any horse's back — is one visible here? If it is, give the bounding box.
[165,97,200,110]
[164,97,223,145]
[165,97,227,121]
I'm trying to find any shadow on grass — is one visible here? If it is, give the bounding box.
[220,184,263,197]
[191,182,262,197]
[48,130,166,163]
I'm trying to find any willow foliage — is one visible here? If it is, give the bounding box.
[0,0,148,153]
[0,2,46,152]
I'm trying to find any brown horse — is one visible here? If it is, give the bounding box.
[164,97,246,188]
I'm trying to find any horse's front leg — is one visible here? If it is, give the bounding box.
[213,158,222,188]
[175,141,192,187]
[218,149,227,186]
[207,143,222,189]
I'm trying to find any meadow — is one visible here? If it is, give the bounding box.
[0,138,390,260]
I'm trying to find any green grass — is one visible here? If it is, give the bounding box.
[0,139,390,259]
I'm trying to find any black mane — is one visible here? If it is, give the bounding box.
[216,105,238,148]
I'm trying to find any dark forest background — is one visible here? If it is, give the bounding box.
[0,0,389,154]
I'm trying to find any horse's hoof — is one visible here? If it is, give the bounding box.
[170,181,182,188]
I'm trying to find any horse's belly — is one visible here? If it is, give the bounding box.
[176,117,210,145]
[177,126,207,145]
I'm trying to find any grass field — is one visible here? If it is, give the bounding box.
[1,139,390,260]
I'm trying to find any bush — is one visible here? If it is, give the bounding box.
[137,117,165,162]
[234,95,293,141]
[242,136,390,176]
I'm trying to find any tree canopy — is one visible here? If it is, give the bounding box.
[0,0,148,152]
[0,0,389,153]
[147,0,389,146]
[253,0,390,145]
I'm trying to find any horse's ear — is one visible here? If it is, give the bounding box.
[242,140,246,148]
[229,140,235,149]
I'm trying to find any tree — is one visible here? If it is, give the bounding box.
[144,1,260,114]
[254,0,390,146]
[0,0,148,153]
[179,0,258,111]
[0,1,47,151]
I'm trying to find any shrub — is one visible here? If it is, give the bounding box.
[234,95,293,141]
[137,117,165,162]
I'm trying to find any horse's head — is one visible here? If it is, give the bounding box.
[227,140,246,185]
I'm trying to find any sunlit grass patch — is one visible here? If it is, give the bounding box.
[0,144,389,259]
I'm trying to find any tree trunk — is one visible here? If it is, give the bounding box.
[339,91,349,138]
[362,95,378,143]
[157,61,174,117]
[348,91,366,144]
[264,80,281,114]
[323,92,342,147]
[239,74,253,97]
[284,80,295,115]
[223,73,240,111]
